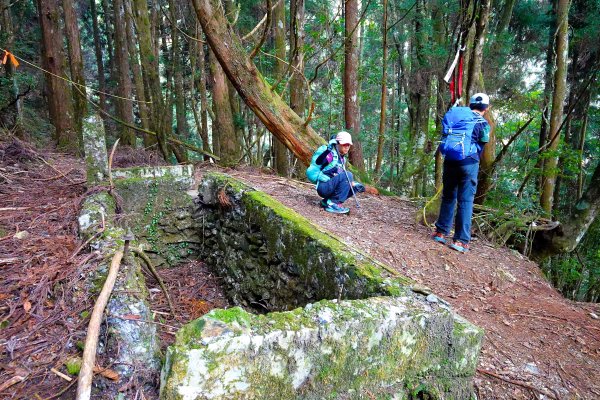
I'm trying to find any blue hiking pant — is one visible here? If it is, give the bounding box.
[317,171,353,204]
[435,161,479,244]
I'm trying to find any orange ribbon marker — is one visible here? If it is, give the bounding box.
[1,50,20,68]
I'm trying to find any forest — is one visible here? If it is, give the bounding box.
[0,0,599,305]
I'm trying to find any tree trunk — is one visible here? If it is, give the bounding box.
[100,0,113,66]
[132,0,170,159]
[344,0,365,171]
[191,0,325,166]
[533,160,600,260]
[209,47,239,165]
[462,0,495,204]
[405,0,431,195]
[168,0,188,143]
[272,0,290,176]
[0,0,23,135]
[540,0,569,213]
[474,110,496,204]
[389,61,397,183]
[374,0,388,175]
[537,0,557,192]
[89,0,110,136]
[552,45,579,216]
[495,0,516,34]
[124,0,151,136]
[432,3,445,191]
[62,0,87,143]
[113,0,135,146]
[465,0,490,99]
[37,0,76,152]
[196,27,212,160]
[289,0,306,118]
[222,0,245,161]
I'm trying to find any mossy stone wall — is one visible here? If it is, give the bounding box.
[158,172,484,399]
[195,173,411,312]
[77,190,161,388]
[113,165,200,267]
[78,169,484,399]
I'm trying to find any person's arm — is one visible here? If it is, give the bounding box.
[471,121,490,156]
[477,121,490,144]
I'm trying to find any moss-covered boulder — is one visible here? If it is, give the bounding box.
[160,296,483,399]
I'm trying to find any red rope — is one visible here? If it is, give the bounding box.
[450,52,464,104]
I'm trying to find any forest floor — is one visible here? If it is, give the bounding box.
[0,141,599,399]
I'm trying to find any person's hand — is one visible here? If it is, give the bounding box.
[353,182,365,193]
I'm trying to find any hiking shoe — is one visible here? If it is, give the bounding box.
[431,232,446,244]
[324,202,350,214]
[449,241,469,253]
[319,199,328,208]
[353,182,366,193]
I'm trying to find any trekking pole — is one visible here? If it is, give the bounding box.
[341,158,360,209]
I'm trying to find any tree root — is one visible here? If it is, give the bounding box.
[477,368,557,399]
[132,248,175,317]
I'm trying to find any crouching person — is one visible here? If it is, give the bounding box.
[306,131,365,214]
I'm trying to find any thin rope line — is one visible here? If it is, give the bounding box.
[2,48,152,104]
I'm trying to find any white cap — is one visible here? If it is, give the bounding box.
[469,93,490,106]
[335,131,353,145]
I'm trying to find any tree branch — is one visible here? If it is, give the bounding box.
[249,0,272,59]
[387,1,416,32]
[76,250,123,400]
[492,116,534,167]
[242,0,282,41]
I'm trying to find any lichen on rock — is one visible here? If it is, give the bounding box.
[160,297,483,400]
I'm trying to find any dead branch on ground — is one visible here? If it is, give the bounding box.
[75,250,124,400]
[133,248,175,316]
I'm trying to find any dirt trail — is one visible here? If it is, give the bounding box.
[229,168,600,400]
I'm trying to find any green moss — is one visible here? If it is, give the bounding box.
[242,186,411,295]
[208,307,253,326]
[65,357,82,375]
[113,176,196,267]
[254,306,316,332]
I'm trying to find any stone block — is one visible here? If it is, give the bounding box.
[160,297,483,400]
[82,114,109,185]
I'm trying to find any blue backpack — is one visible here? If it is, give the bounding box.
[439,107,482,161]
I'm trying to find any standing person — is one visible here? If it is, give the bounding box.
[432,93,491,252]
[306,131,365,214]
